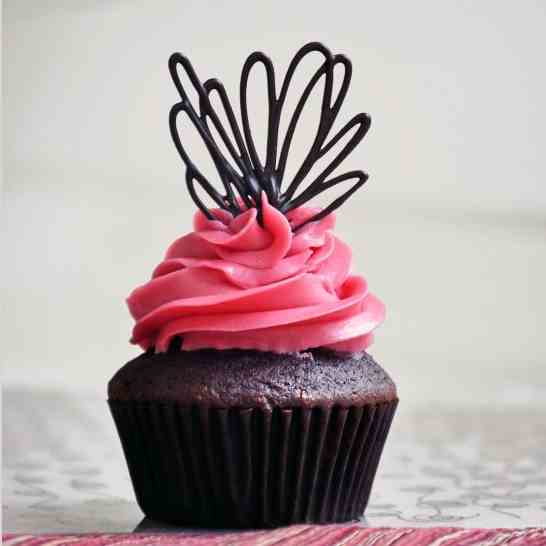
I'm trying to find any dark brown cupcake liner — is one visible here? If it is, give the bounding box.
[109,399,397,528]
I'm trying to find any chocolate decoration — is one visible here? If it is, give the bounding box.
[169,42,371,229]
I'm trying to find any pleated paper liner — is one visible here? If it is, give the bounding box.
[109,399,397,528]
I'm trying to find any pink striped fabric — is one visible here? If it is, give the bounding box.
[3,526,546,545]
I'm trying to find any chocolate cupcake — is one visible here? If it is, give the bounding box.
[109,42,397,528]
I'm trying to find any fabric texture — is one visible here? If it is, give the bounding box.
[3,526,546,545]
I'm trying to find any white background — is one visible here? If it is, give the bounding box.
[3,0,546,409]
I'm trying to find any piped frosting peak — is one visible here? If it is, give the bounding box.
[128,194,384,353]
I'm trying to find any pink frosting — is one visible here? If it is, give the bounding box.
[127,195,385,353]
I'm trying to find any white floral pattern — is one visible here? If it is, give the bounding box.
[3,389,546,532]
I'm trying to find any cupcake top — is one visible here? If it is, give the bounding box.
[109,349,396,408]
[128,43,385,355]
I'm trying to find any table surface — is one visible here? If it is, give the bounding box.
[3,387,546,533]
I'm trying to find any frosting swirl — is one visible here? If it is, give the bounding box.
[128,195,385,353]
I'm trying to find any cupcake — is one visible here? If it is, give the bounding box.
[109,42,397,528]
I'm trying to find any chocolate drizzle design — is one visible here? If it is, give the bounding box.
[169,42,371,230]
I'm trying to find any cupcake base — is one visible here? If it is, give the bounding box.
[109,399,397,527]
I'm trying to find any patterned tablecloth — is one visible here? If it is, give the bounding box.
[3,387,546,535]
[3,527,546,545]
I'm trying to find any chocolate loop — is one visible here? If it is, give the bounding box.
[169,43,371,229]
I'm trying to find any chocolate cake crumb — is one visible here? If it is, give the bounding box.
[108,348,397,409]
